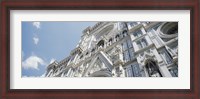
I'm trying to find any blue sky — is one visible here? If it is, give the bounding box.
[22,22,96,77]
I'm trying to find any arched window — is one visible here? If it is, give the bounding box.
[115,34,120,38]
[122,30,128,37]
[86,52,89,55]
[79,55,83,59]
[109,38,112,42]
[91,48,95,52]
[97,40,104,48]
[115,34,120,41]
[108,38,113,45]
[145,60,162,77]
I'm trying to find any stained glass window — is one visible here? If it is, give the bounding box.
[137,38,148,49]
[122,40,135,62]
[126,63,141,77]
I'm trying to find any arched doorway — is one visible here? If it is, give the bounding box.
[145,59,162,77]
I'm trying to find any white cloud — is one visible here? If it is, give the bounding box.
[22,55,46,70]
[50,58,56,64]
[32,22,40,29]
[33,37,39,45]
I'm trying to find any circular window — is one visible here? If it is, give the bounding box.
[157,22,178,39]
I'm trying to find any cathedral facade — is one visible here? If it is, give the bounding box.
[45,22,178,77]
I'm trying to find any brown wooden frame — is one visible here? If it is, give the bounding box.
[0,0,199,99]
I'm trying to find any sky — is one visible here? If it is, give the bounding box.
[22,22,97,77]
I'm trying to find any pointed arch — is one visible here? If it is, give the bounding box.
[145,58,162,77]
[82,51,113,77]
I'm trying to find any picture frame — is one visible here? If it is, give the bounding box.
[0,0,199,99]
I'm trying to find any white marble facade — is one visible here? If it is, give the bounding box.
[45,22,178,77]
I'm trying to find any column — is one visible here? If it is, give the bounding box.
[152,49,163,63]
